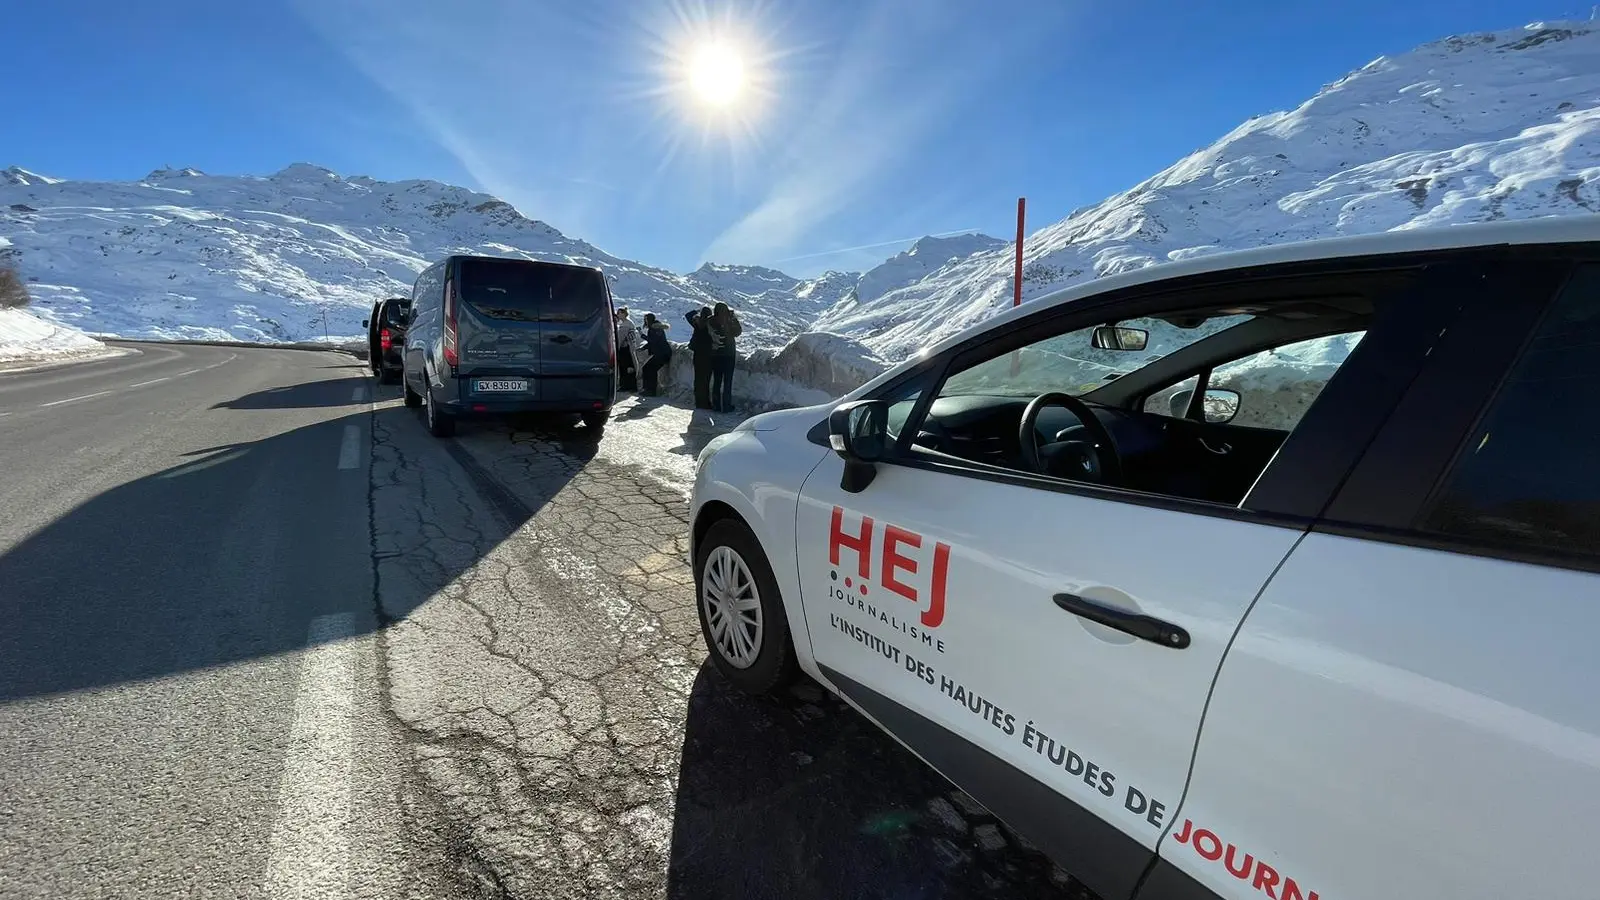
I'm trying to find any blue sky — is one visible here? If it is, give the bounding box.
[2,0,1560,276]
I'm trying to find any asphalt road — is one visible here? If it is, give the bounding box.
[0,343,457,900]
[0,343,1086,900]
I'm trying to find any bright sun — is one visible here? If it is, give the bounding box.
[686,42,746,108]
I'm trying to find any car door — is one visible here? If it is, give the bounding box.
[534,265,613,404]
[404,263,441,392]
[1141,255,1599,900]
[791,258,1475,900]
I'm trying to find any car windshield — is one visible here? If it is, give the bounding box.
[939,314,1254,398]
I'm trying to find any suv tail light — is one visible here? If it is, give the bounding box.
[442,278,459,367]
[379,327,392,351]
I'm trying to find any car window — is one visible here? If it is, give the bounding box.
[906,293,1379,507]
[1144,374,1201,418]
[1209,332,1365,431]
[938,314,1253,399]
[1421,265,1600,556]
[457,258,606,323]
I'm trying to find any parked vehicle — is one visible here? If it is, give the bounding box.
[401,255,616,437]
[362,296,409,383]
[688,218,1600,900]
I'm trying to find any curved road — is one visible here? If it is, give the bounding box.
[0,343,454,899]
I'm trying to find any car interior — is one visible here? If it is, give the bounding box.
[892,272,1411,507]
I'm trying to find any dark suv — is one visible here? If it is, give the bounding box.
[363,297,409,383]
[401,255,617,437]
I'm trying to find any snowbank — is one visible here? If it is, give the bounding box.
[0,306,109,362]
[646,331,889,411]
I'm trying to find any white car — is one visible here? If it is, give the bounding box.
[689,218,1600,900]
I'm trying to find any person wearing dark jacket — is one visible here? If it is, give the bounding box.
[708,302,742,413]
[640,313,672,396]
[686,306,714,409]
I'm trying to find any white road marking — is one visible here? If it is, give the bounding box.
[349,385,364,404]
[336,425,362,470]
[25,351,236,415]
[264,612,357,899]
[38,390,112,408]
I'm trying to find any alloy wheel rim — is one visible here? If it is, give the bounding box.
[702,546,763,668]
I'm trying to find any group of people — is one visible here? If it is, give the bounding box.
[613,302,742,412]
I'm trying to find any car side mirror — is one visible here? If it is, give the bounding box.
[361,319,369,328]
[1202,388,1240,424]
[1091,325,1149,352]
[828,400,889,492]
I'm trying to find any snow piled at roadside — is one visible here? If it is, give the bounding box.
[0,306,107,362]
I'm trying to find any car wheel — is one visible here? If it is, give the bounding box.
[403,378,423,408]
[580,410,608,432]
[695,518,798,695]
[424,384,456,437]
[379,367,400,385]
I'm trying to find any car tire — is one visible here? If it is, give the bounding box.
[695,518,799,695]
[580,411,607,432]
[403,378,423,408]
[379,367,400,385]
[424,384,456,437]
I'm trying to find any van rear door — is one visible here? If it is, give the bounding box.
[535,266,613,404]
[454,258,544,397]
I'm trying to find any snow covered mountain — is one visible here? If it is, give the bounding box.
[818,21,1600,361]
[682,262,823,334]
[0,164,817,347]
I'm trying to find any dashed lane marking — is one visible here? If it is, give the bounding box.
[38,390,113,407]
[337,425,362,470]
[264,612,358,899]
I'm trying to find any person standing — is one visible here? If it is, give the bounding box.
[614,307,639,391]
[640,312,672,396]
[686,306,714,409]
[708,301,742,413]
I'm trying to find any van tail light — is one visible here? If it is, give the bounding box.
[442,278,459,367]
[379,328,392,351]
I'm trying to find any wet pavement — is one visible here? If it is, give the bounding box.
[369,388,1094,899]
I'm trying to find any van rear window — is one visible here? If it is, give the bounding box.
[456,258,607,323]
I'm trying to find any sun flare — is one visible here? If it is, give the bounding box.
[686,42,746,108]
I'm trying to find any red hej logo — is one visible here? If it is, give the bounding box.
[828,506,949,628]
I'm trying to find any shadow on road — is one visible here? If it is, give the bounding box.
[0,401,586,705]
[667,663,1078,900]
[211,375,367,410]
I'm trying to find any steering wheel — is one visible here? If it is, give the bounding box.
[1018,392,1124,485]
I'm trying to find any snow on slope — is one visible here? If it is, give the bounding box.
[0,306,106,362]
[818,22,1600,362]
[682,262,822,334]
[0,164,810,347]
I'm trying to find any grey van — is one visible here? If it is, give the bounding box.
[401,255,616,437]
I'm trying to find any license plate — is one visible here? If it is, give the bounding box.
[476,379,527,392]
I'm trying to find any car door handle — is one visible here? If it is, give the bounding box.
[549,334,572,344]
[1052,593,1190,649]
